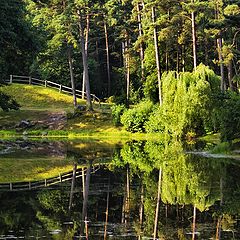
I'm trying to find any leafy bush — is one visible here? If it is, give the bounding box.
[120,100,154,132]
[217,92,240,141]
[111,104,126,126]
[0,92,20,111]
[146,64,221,137]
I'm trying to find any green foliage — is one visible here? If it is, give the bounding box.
[211,141,231,154]
[111,104,126,126]
[0,92,20,112]
[217,92,240,141]
[120,100,154,133]
[146,65,221,137]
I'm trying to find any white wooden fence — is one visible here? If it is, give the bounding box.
[6,75,101,105]
[0,164,101,192]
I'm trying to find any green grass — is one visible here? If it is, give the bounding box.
[0,84,77,110]
[0,156,75,182]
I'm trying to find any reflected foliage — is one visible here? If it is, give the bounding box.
[0,139,240,238]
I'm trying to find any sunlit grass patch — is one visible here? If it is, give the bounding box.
[0,83,80,110]
[0,157,75,182]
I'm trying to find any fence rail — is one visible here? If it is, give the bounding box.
[0,164,101,192]
[6,75,101,105]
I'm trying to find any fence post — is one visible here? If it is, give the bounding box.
[29,182,31,190]
[10,183,13,191]
[59,173,62,182]
[45,80,47,87]
[10,75,13,83]
[59,84,62,92]
[29,76,32,85]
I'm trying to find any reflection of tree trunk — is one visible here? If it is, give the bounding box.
[82,167,85,199]
[104,178,110,240]
[81,163,92,238]
[153,168,162,240]
[165,204,168,224]
[121,167,130,224]
[139,184,144,227]
[67,46,77,107]
[216,216,222,240]
[68,163,77,211]
[192,205,196,240]
[216,176,224,239]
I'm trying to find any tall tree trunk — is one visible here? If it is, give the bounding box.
[137,3,145,82]
[122,38,130,106]
[152,6,162,106]
[191,1,197,71]
[182,44,185,72]
[217,37,226,91]
[67,46,77,107]
[77,10,93,110]
[82,14,90,100]
[153,168,162,239]
[103,17,111,96]
[228,59,235,91]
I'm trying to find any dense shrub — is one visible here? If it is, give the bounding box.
[111,104,126,126]
[217,92,240,141]
[120,100,154,132]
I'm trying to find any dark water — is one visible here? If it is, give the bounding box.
[0,139,240,239]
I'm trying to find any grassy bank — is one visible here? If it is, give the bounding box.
[0,84,121,137]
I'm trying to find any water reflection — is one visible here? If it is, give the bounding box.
[0,139,239,239]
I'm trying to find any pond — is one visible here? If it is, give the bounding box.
[0,138,240,239]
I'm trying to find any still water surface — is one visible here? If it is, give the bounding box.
[0,139,240,239]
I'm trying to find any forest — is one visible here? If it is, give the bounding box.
[1,0,240,141]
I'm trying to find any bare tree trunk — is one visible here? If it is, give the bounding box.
[103,17,111,96]
[191,0,197,71]
[78,10,93,110]
[67,46,77,107]
[182,44,185,72]
[122,38,130,106]
[153,168,162,239]
[137,3,145,82]
[177,44,180,73]
[152,6,162,106]
[228,59,235,91]
[165,45,169,71]
[82,14,90,100]
[217,37,226,92]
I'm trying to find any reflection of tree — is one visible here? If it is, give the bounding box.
[117,139,240,239]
